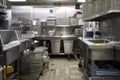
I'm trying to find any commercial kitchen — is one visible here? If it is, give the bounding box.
[0,0,120,80]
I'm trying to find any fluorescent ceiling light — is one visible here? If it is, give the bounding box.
[77,0,86,2]
[8,0,26,2]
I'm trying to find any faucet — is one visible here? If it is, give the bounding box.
[60,32,63,36]
[104,37,114,43]
[59,32,63,39]
[43,29,46,38]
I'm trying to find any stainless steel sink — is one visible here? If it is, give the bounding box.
[81,39,114,61]
[88,39,109,43]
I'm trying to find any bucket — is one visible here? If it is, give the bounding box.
[51,39,60,54]
[63,40,74,53]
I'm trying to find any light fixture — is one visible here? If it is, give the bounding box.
[77,0,86,3]
[8,0,26,2]
[33,20,37,25]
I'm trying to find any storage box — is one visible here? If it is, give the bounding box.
[70,18,78,26]
[56,18,69,25]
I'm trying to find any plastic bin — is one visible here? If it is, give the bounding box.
[94,61,120,76]
[33,46,48,54]
[51,39,60,54]
[63,40,74,53]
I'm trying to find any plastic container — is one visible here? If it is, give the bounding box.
[4,66,14,74]
[33,46,47,54]
[75,28,81,36]
[86,31,93,38]
[48,30,54,36]
[51,39,60,54]
[63,40,74,53]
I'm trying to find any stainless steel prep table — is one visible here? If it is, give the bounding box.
[78,37,120,80]
[0,30,21,80]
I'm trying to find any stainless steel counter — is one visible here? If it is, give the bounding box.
[19,38,29,43]
[36,35,77,40]
[78,37,120,79]
[0,30,21,51]
[3,41,21,51]
[78,37,120,49]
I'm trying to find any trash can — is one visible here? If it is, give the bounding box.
[51,39,60,54]
[64,40,74,54]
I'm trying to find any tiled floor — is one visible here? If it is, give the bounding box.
[39,57,86,80]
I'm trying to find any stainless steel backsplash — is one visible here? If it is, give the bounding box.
[99,18,120,41]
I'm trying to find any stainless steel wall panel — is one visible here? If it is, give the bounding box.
[18,0,77,4]
[89,49,114,60]
[56,18,69,25]
[12,6,33,20]
[99,18,120,41]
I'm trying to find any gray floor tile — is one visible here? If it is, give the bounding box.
[39,57,85,80]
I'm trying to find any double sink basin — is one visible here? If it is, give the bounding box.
[88,39,109,43]
[37,35,77,40]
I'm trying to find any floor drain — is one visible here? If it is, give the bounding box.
[51,63,55,65]
[50,69,56,71]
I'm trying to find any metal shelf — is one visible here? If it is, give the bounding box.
[0,15,6,20]
[0,11,7,15]
[0,5,6,8]
[49,53,68,55]
[83,10,120,21]
[41,25,55,28]
[88,61,120,77]
[41,25,83,28]
[20,72,41,80]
